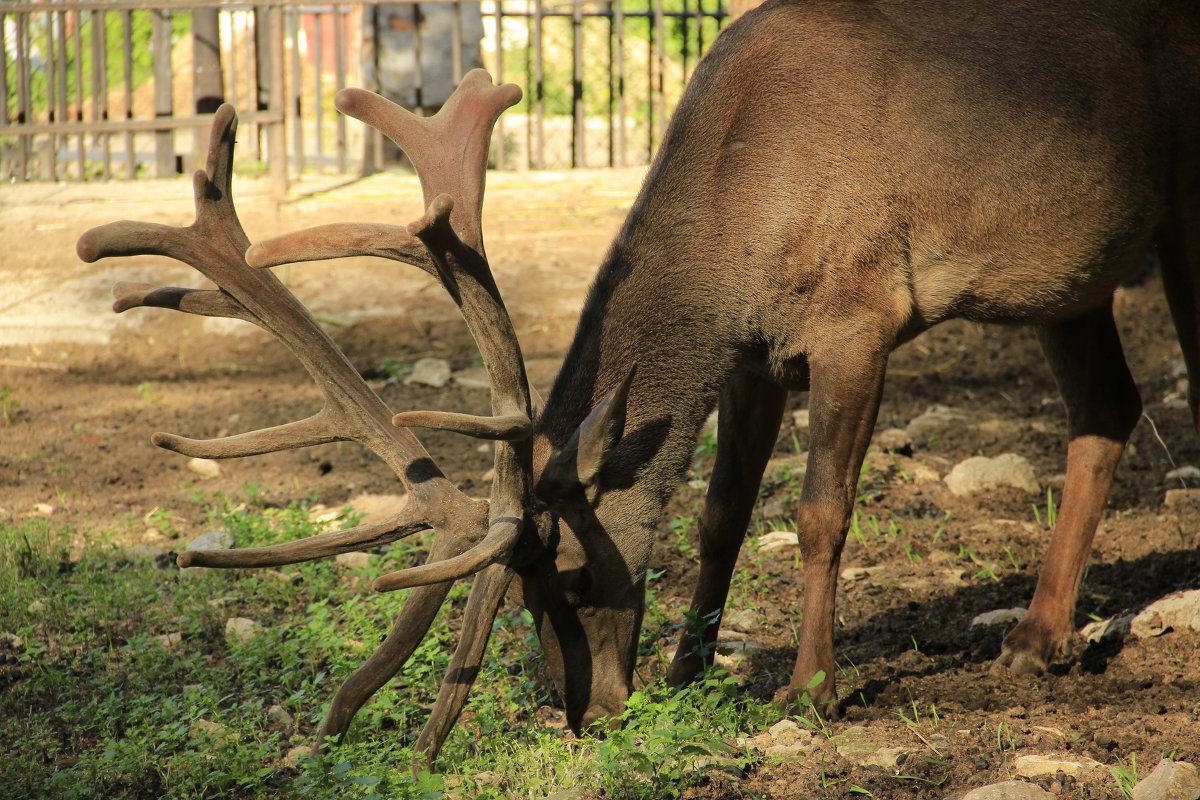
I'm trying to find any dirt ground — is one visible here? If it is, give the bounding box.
[2,169,1198,799]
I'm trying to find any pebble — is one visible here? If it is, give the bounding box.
[1013,755,1105,783]
[334,552,372,569]
[155,632,183,649]
[0,632,24,650]
[32,503,55,516]
[960,781,1055,800]
[1130,589,1200,637]
[267,704,294,727]
[404,357,451,388]
[722,608,763,632]
[945,454,1040,496]
[188,530,234,551]
[1163,488,1200,508]
[874,427,913,453]
[756,531,799,553]
[1165,465,1200,482]
[792,409,809,428]
[1079,613,1134,643]
[905,405,971,444]
[284,745,312,767]
[1131,759,1200,800]
[27,599,45,614]
[970,607,1027,628]
[190,718,226,739]
[187,457,221,479]
[451,367,491,390]
[224,617,260,643]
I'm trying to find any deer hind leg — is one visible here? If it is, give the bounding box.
[667,369,787,686]
[781,342,890,715]
[995,300,1141,675]
[1157,203,1200,433]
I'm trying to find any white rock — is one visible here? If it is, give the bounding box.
[267,704,294,727]
[722,608,763,632]
[1013,754,1105,779]
[764,741,819,759]
[767,719,804,740]
[945,454,1040,496]
[1164,488,1200,508]
[830,725,878,762]
[156,632,183,649]
[32,503,54,516]
[757,531,799,553]
[190,718,226,739]
[1165,465,1200,482]
[792,409,810,429]
[714,639,766,670]
[187,458,221,479]
[875,427,913,453]
[27,599,46,614]
[1080,614,1133,643]
[905,405,971,443]
[0,632,24,650]
[334,552,372,569]
[841,566,874,581]
[962,781,1055,800]
[451,367,491,390]
[971,607,1027,628]
[404,357,451,388]
[1131,759,1200,800]
[862,746,917,769]
[224,617,260,643]
[188,530,234,551]
[1131,589,1200,638]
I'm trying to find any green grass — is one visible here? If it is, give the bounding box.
[0,497,777,800]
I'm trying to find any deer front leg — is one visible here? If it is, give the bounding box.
[781,343,889,715]
[667,369,787,686]
[995,301,1141,674]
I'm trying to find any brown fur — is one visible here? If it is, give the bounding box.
[518,0,1200,726]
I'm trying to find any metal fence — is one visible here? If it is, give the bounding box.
[1,0,728,187]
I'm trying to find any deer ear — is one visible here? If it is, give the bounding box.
[541,364,636,497]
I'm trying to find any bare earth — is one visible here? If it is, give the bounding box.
[1,169,1197,799]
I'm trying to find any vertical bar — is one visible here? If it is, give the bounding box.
[153,9,174,177]
[680,0,689,85]
[491,1,503,169]
[288,8,304,173]
[654,0,664,152]
[229,10,240,111]
[645,4,653,164]
[572,0,583,168]
[74,9,85,179]
[123,10,135,178]
[16,11,30,180]
[92,10,111,179]
[533,1,543,169]
[413,4,424,110]
[0,11,8,180]
[334,5,347,173]
[46,9,58,179]
[253,8,268,160]
[615,0,625,167]
[606,2,614,168]
[452,1,464,83]
[525,3,534,170]
[313,11,323,163]
[268,5,288,199]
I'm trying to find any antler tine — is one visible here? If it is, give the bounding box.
[80,106,487,572]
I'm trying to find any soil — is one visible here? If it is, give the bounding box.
[2,169,1198,799]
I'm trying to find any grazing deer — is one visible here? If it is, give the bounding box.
[79,0,1199,762]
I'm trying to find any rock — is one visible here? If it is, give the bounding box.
[545,790,587,800]
[841,566,876,581]
[768,719,804,741]
[1165,465,1200,482]
[862,746,917,769]
[334,552,372,569]
[1164,488,1200,508]
[722,608,763,632]
[945,454,1039,496]
[793,409,809,429]
[830,725,877,762]
[32,503,55,516]
[714,639,767,671]
[905,405,971,444]
[188,530,234,551]
[284,745,312,767]
[267,704,294,727]
[961,781,1055,800]
[1012,755,1105,780]
[0,632,24,650]
[451,367,491,390]
[1131,759,1200,800]
[404,357,451,388]
[190,718,226,739]
[344,493,408,526]
[757,531,799,553]
[112,544,164,562]
[27,599,45,614]
[875,427,914,454]
[971,608,1027,628]
[1080,614,1133,643]
[760,500,787,519]
[765,741,820,759]
[224,617,260,643]
[156,632,183,649]
[187,457,221,479]
[1131,589,1200,637]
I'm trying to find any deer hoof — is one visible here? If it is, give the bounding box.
[990,647,1047,676]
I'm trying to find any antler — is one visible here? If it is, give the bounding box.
[78,72,535,762]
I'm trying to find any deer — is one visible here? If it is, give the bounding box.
[77,0,1199,764]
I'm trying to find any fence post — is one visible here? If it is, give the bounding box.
[152,9,175,177]
[269,5,289,199]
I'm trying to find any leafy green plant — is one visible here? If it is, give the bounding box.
[0,384,19,425]
[1111,754,1139,799]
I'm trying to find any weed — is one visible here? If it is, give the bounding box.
[0,384,20,425]
[1031,487,1058,529]
[1111,754,1139,799]
[376,358,412,384]
[1002,545,1022,572]
[136,380,159,403]
[667,515,699,561]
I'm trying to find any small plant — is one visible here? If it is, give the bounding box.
[1111,754,1138,799]
[0,384,20,425]
[1031,487,1058,528]
[1002,545,1022,572]
[136,380,159,403]
[376,357,413,384]
[667,516,699,560]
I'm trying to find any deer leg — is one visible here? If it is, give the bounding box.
[1157,205,1200,433]
[781,344,889,714]
[667,369,787,686]
[995,301,1141,674]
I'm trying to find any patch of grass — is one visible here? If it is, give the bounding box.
[0,384,20,425]
[0,499,780,800]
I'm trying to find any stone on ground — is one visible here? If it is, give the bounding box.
[1131,759,1200,800]
[188,530,234,551]
[971,608,1027,628]
[757,531,799,553]
[404,357,451,388]
[945,453,1039,496]
[905,405,971,443]
[958,781,1055,800]
[1012,754,1105,780]
[334,551,372,569]
[224,617,260,643]
[187,457,221,479]
[1130,589,1200,637]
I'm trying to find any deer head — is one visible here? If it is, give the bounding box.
[78,71,647,759]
